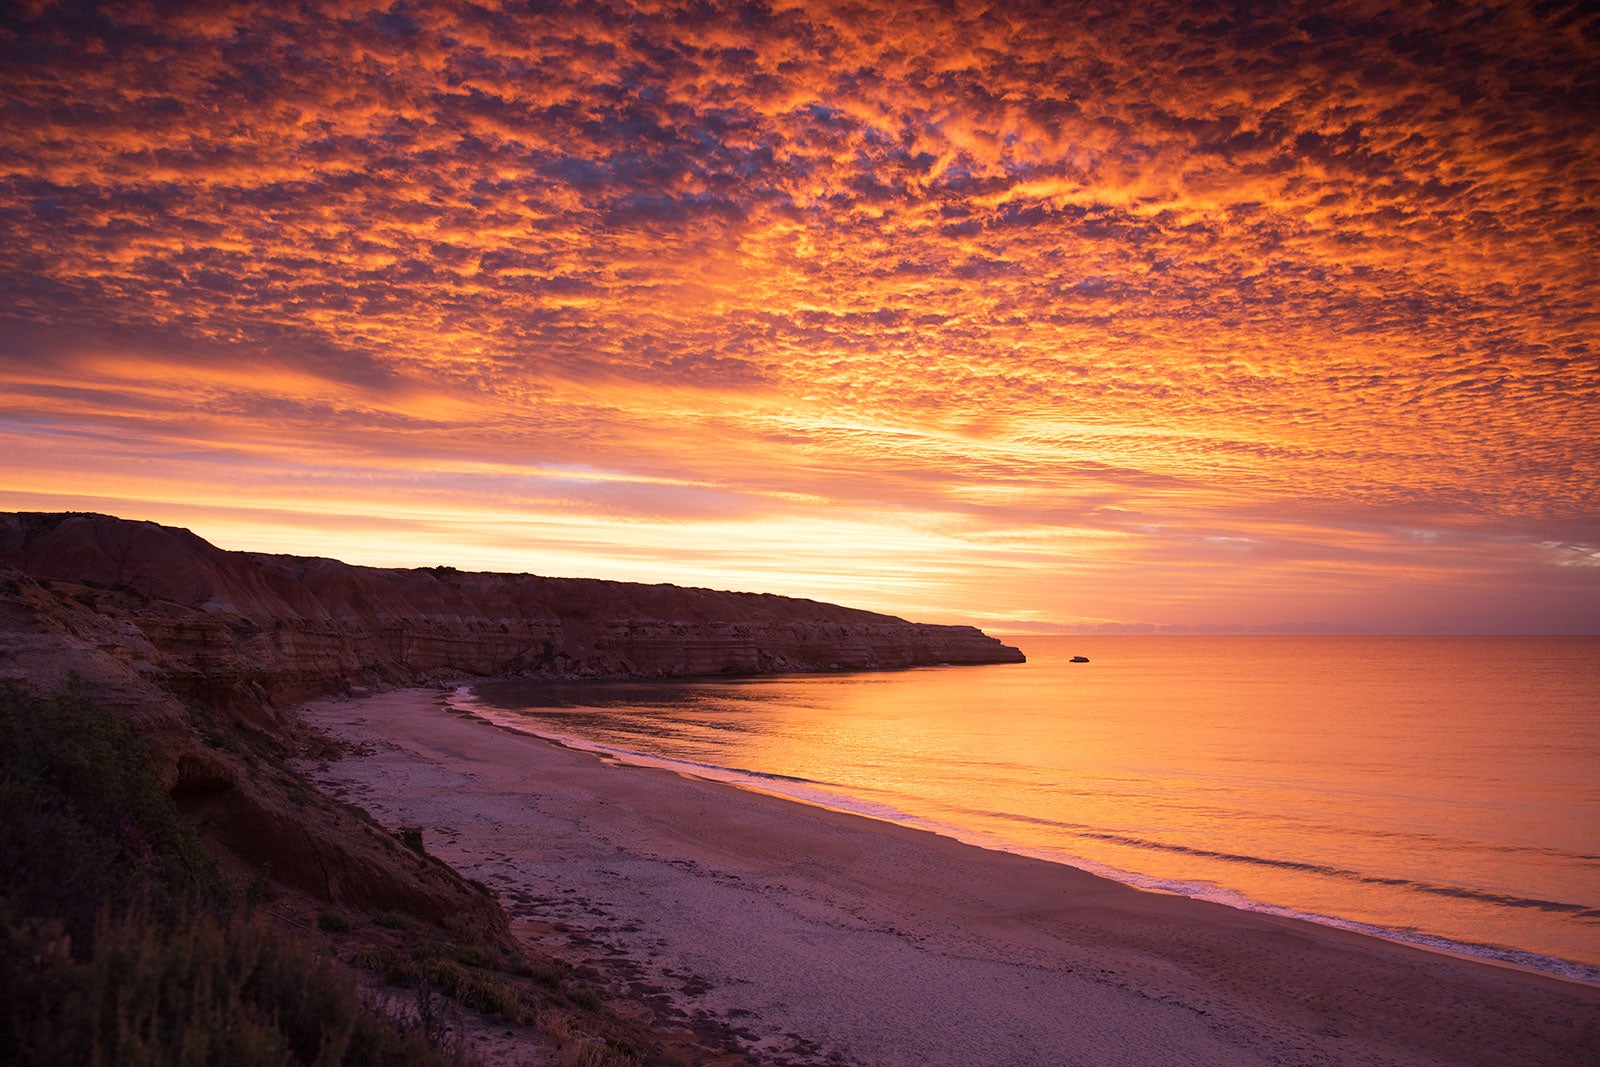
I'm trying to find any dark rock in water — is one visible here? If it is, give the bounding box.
[1071,655,1090,663]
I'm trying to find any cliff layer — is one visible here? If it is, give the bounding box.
[0,511,1023,730]
[0,510,1019,937]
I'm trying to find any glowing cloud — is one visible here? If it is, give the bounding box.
[1,1,1596,631]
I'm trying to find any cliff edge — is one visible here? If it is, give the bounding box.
[0,511,1024,730]
[0,511,1020,945]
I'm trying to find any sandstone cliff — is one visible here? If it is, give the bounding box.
[0,510,1021,930]
[0,511,1023,732]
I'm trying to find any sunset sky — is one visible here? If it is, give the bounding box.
[1,1,1596,633]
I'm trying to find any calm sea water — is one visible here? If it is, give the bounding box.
[465,635,1600,982]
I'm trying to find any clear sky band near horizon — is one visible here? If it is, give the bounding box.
[1,1,1596,633]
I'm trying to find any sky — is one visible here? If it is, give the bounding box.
[1,1,1596,634]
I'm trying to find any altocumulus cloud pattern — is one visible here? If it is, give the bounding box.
[1,1,1596,631]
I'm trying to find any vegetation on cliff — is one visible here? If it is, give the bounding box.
[0,510,1025,1064]
[0,684,473,1064]
[0,685,664,1066]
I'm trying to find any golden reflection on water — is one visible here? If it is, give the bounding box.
[476,636,1600,973]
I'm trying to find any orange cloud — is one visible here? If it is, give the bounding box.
[0,1,1595,631]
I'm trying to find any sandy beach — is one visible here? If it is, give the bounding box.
[298,688,1600,1066]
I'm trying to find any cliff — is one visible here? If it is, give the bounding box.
[0,510,1020,941]
[0,511,1023,735]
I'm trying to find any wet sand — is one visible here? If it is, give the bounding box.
[298,688,1600,1066]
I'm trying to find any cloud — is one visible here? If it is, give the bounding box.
[0,0,1595,629]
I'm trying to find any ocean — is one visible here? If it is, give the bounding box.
[465,634,1600,983]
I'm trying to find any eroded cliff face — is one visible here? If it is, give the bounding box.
[0,511,1010,934]
[0,511,1023,728]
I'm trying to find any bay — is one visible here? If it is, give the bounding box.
[467,634,1600,982]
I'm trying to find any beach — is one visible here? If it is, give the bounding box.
[298,688,1600,1066]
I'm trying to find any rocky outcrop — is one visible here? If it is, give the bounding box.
[0,511,1022,728]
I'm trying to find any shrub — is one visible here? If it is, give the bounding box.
[2,905,472,1066]
[0,684,228,944]
[429,959,529,1022]
[318,909,354,933]
[0,684,476,1066]
[452,943,502,971]
[349,945,423,986]
[516,955,574,989]
[565,985,604,1013]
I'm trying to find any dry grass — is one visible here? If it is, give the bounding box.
[1,682,660,1067]
[0,684,474,1066]
[3,905,474,1066]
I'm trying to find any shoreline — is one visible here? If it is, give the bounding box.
[453,686,1600,990]
[298,686,1600,1066]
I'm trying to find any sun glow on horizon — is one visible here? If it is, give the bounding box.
[1,1,1596,633]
